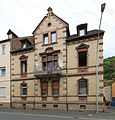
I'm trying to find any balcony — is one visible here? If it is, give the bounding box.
[34,66,62,79]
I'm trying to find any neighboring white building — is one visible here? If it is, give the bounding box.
[0,39,11,107]
[0,29,18,107]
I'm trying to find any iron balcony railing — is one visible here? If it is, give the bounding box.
[34,66,62,78]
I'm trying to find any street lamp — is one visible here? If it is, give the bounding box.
[96,3,106,114]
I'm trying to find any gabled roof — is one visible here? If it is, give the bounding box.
[32,7,69,35]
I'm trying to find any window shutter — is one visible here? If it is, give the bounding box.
[52,81,59,89]
[42,82,48,89]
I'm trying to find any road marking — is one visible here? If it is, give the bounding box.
[0,111,73,119]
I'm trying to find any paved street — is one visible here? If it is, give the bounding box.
[0,107,115,120]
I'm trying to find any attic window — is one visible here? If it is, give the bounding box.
[48,23,51,27]
[21,42,27,48]
[22,43,27,48]
[77,23,87,36]
[79,29,85,36]
[8,34,12,39]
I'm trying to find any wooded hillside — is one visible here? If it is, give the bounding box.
[104,56,115,80]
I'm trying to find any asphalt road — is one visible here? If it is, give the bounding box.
[0,110,75,120]
[0,107,114,120]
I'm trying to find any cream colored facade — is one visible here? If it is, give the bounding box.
[10,7,105,111]
[66,35,104,111]
[0,40,10,107]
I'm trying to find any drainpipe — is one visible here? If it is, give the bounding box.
[66,36,68,111]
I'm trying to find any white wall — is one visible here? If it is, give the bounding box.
[0,41,10,104]
[103,86,112,102]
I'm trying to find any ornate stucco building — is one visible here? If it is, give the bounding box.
[10,7,105,111]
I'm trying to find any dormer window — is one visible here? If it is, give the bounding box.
[79,29,85,36]
[21,42,27,49]
[77,23,87,36]
[22,43,27,48]
[20,39,31,49]
[7,29,18,39]
[8,34,13,39]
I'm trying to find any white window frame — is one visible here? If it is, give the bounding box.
[0,87,6,97]
[2,44,6,54]
[51,32,56,43]
[21,83,27,97]
[43,33,48,45]
[79,29,85,36]
[8,34,12,39]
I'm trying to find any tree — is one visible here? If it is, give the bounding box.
[104,56,115,80]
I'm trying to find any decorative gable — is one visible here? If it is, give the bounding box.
[32,7,69,35]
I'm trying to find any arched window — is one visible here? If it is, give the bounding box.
[21,82,27,97]
[78,79,88,96]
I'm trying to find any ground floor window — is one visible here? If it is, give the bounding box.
[78,79,88,96]
[21,82,27,97]
[41,81,48,96]
[52,81,59,96]
[0,87,6,97]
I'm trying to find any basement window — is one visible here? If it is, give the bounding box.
[80,105,86,109]
[42,104,47,108]
[53,104,58,108]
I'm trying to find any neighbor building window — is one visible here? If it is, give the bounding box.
[51,32,56,43]
[41,81,48,96]
[21,60,27,74]
[78,79,88,96]
[2,44,6,54]
[21,82,27,97]
[8,34,13,39]
[0,87,6,97]
[78,51,87,67]
[0,67,6,76]
[43,33,48,45]
[52,81,59,96]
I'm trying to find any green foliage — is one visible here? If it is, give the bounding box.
[104,56,115,80]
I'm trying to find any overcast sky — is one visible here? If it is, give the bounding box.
[0,0,114,58]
